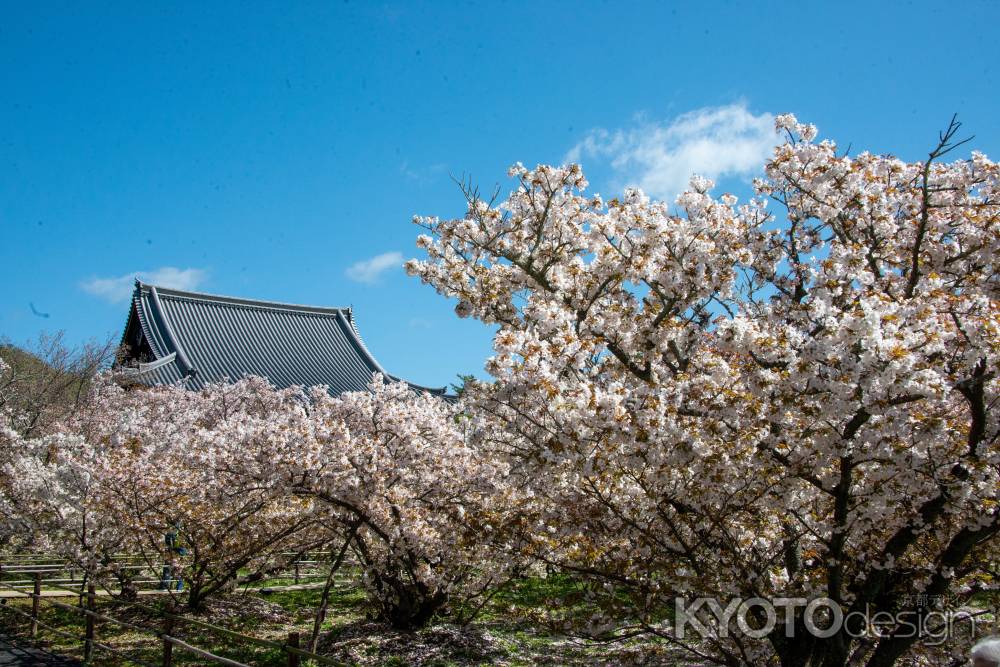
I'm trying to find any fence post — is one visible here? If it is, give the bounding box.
[30,572,41,637]
[294,561,300,585]
[161,608,175,667]
[83,582,96,662]
[286,631,300,667]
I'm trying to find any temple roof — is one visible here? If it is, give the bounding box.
[117,281,447,397]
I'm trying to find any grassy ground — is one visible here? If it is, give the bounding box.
[2,576,995,666]
[0,574,685,666]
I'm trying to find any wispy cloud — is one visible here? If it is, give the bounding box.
[565,103,778,200]
[400,160,447,183]
[345,251,404,284]
[80,267,208,303]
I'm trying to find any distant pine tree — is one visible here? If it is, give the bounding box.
[449,373,477,398]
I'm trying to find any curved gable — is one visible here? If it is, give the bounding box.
[117,281,447,397]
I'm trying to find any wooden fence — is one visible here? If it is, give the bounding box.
[0,553,334,593]
[0,556,349,666]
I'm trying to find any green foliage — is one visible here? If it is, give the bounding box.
[0,572,677,666]
[448,373,477,397]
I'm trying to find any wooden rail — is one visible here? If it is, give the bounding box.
[0,553,336,596]
[0,561,350,667]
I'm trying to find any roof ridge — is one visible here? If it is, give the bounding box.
[147,285,197,378]
[124,281,452,397]
[136,281,352,317]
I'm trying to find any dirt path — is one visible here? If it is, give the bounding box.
[0,634,79,666]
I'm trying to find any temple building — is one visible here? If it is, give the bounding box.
[116,281,447,397]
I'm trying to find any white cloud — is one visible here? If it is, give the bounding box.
[400,160,447,183]
[80,267,208,303]
[345,251,404,284]
[565,103,778,200]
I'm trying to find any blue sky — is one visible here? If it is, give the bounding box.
[2,1,998,388]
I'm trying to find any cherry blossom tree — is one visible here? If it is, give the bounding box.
[0,426,124,560]
[407,115,999,666]
[0,355,130,558]
[2,368,521,626]
[238,377,524,630]
[2,376,325,610]
[0,334,115,437]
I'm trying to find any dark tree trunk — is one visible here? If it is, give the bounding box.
[379,584,448,631]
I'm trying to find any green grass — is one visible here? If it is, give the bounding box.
[0,573,680,666]
[0,595,293,666]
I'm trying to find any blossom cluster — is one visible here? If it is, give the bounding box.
[1,114,995,663]
[407,115,999,664]
[0,374,513,623]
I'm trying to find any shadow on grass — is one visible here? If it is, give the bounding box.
[317,619,507,666]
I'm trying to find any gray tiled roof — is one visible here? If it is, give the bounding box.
[118,281,447,396]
